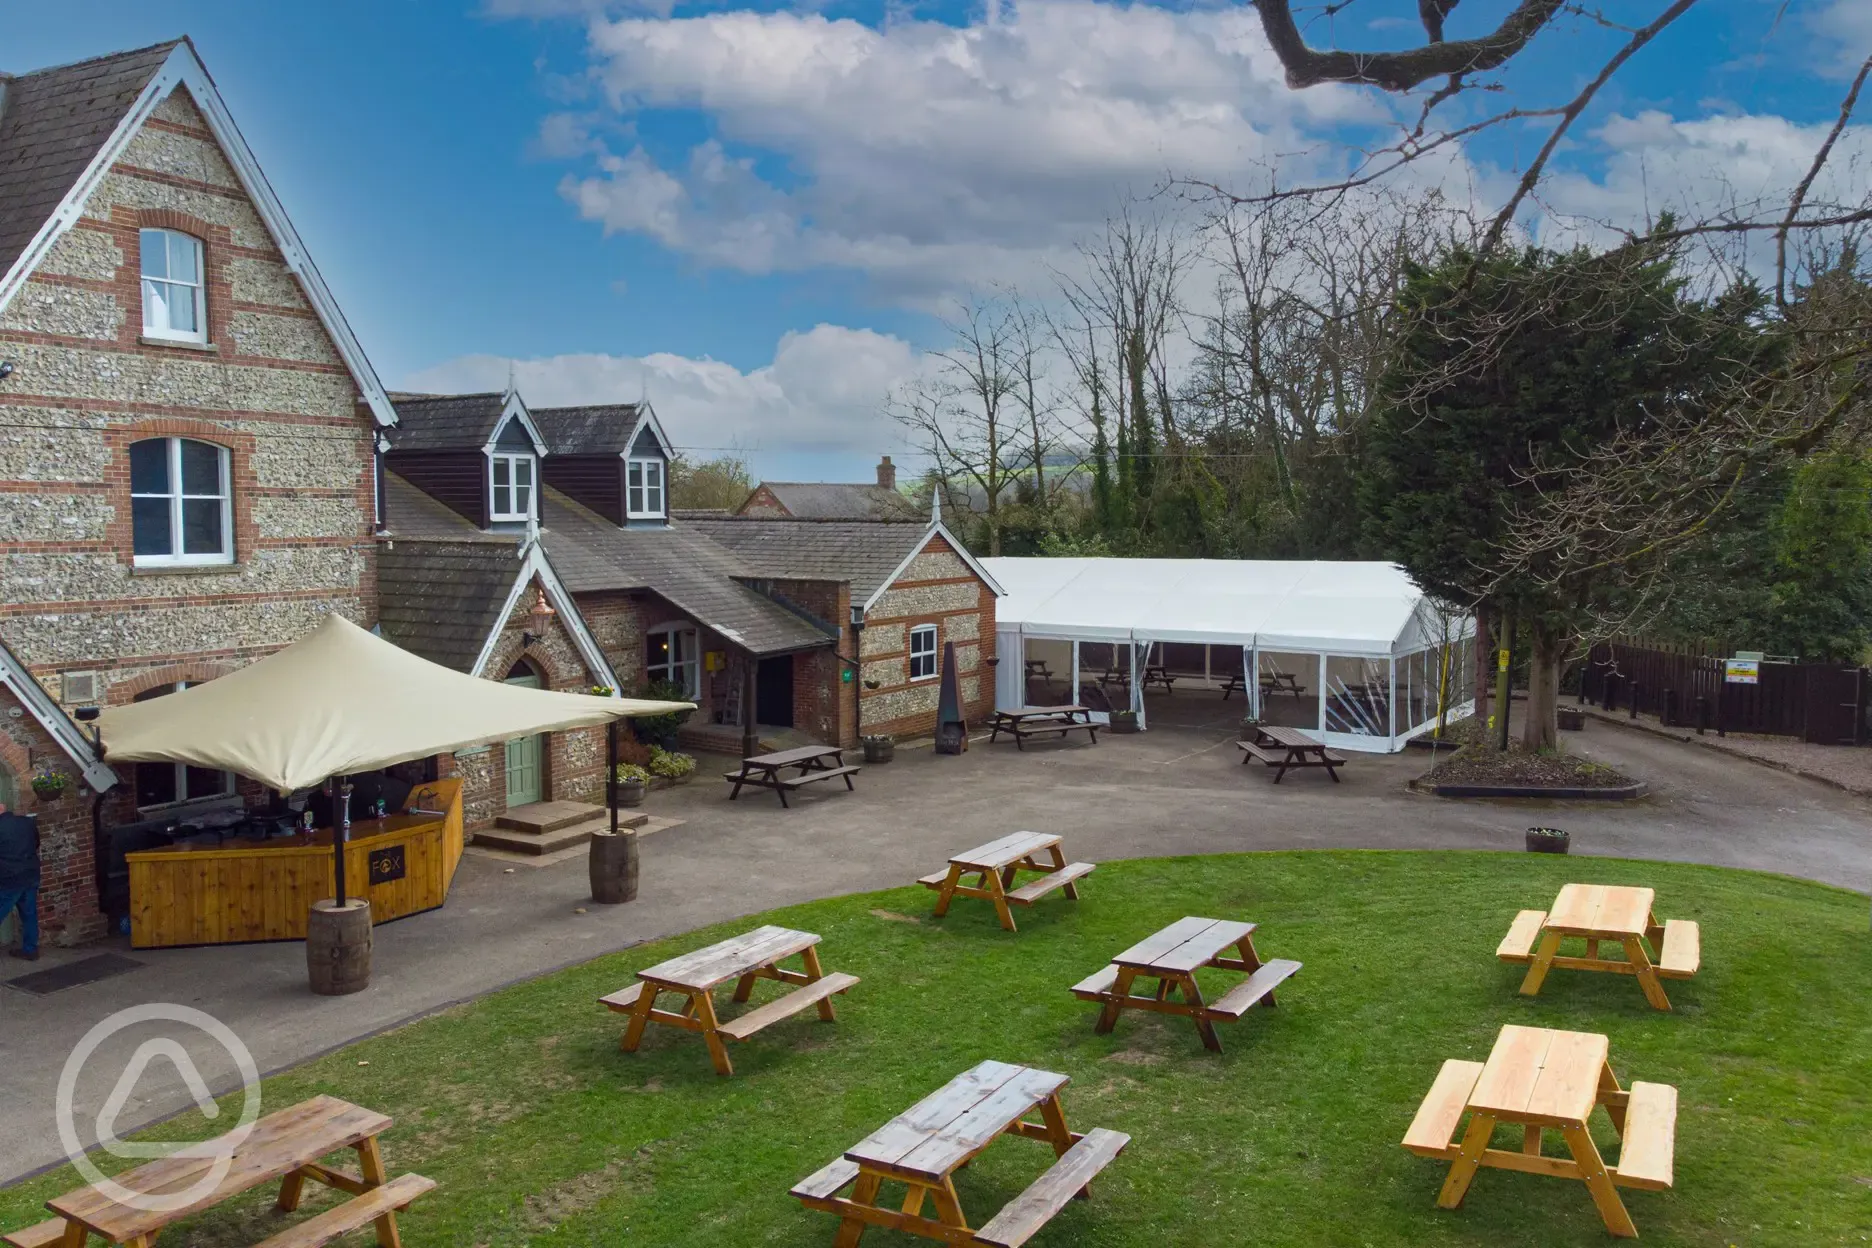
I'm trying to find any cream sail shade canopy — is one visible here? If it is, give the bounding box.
[96,613,693,793]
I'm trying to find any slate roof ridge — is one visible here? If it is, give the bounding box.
[3,38,187,83]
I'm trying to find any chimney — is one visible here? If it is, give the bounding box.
[876,455,896,490]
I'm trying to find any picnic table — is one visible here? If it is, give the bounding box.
[1140,666,1176,694]
[1497,883,1701,1011]
[1236,725,1347,783]
[1072,915,1301,1053]
[599,924,858,1076]
[1219,672,1246,700]
[723,744,858,808]
[920,832,1095,932]
[987,706,1099,750]
[4,1095,432,1248]
[1023,659,1053,681]
[1261,672,1307,699]
[791,1059,1129,1248]
[1403,1024,1677,1239]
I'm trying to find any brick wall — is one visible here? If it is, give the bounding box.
[0,84,382,938]
[735,484,788,517]
[859,534,997,741]
[770,579,854,747]
[0,686,106,945]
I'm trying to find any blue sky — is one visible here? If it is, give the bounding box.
[11,0,1867,479]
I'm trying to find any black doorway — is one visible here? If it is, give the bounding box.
[756,656,795,727]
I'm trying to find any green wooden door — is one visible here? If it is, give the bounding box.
[504,673,544,806]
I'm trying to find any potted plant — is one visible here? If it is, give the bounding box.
[30,768,70,802]
[1238,715,1263,741]
[615,764,649,807]
[861,733,895,763]
[1526,826,1570,854]
[1557,705,1585,731]
[590,683,616,697]
[1109,709,1140,734]
[647,747,696,786]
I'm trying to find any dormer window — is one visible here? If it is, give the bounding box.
[627,457,664,519]
[490,453,535,521]
[140,228,206,343]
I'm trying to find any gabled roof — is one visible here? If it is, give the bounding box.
[0,39,397,426]
[388,390,544,454]
[683,517,934,603]
[744,481,920,520]
[0,41,177,282]
[532,402,645,455]
[542,491,834,656]
[377,536,619,686]
[0,634,117,791]
[382,472,513,543]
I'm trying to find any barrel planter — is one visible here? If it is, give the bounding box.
[1526,826,1571,855]
[306,899,372,995]
[861,735,895,764]
[589,829,640,905]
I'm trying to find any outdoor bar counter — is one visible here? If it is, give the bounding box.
[125,778,465,949]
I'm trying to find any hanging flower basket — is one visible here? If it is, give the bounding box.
[30,770,71,802]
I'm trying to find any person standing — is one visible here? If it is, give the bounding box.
[0,800,40,961]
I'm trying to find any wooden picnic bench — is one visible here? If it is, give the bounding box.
[791,1059,1129,1247]
[1072,915,1301,1052]
[987,706,1099,750]
[3,1095,431,1248]
[723,744,858,808]
[1140,666,1176,694]
[1236,725,1346,783]
[1497,883,1700,1011]
[1403,1024,1677,1239]
[600,924,858,1075]
[919,832,1095,932]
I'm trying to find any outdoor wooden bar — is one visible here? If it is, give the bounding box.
[125,778,465,949]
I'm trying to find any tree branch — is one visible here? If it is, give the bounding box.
[1252,0,1566,91]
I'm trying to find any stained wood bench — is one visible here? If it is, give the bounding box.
[1237,727,1345,783]
[1074,916,1300,1052]
[1502,885,1700,1009]
[989,706,1101,749]
[602,924,857,1075]
[1403,1024,1677,1238]
[921,832,1095,931]
[724,744,856,807]
[251,1173,436,1248]
[791,1060,1127,1247]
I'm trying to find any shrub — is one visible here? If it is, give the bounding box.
[631,678,695,741]
[616,735,653,768]
[647,748,696,779]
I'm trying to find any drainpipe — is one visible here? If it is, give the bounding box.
[849,604,866,745]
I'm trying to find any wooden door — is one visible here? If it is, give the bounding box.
[504,673,544,805]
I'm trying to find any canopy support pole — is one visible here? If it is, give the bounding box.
[607,719,619,836]
[333,777,352,907]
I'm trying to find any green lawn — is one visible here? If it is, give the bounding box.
[6,851,1870,1247]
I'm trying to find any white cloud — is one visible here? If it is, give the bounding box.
[1809,0,1872,76]
[553,0,1380,300]
[400,324,926,466]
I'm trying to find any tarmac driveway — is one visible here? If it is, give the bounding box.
[1,715,1867,1185]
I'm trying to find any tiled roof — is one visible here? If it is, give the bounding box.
[542,492,834,655]
[386,393,506,452]
[532,403,643,455]
[0,40,179,282]
[382,472,512,543]
[683,517,930,603]
[748,482,921,520]
[376,541,524,674]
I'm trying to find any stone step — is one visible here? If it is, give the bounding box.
[474,811,647,856]
[496,799,606,835]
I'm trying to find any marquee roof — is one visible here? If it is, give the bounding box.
[983,558,1469,657]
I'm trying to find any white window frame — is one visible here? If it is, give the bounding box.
[134,681,236,811]
[489,452,536,521]
[130,437,233,567]
[626,457,666,519]
[645,624,700,697]
[139,228,207,344]
[909,624,939,682]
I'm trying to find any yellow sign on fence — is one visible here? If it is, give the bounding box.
[1724,658,1760,684]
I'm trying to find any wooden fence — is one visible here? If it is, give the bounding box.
[1580,642,1866,745]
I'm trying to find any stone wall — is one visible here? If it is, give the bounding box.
[0,85,381,940]
[0,685,107,945]
[859,535,997,740]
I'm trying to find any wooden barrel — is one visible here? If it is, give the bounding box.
[589,830,640,905]
[306,899,373,995]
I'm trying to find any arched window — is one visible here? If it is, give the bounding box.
[130,437,232,565]
[132,682,235,809]
[140,228,206,343]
